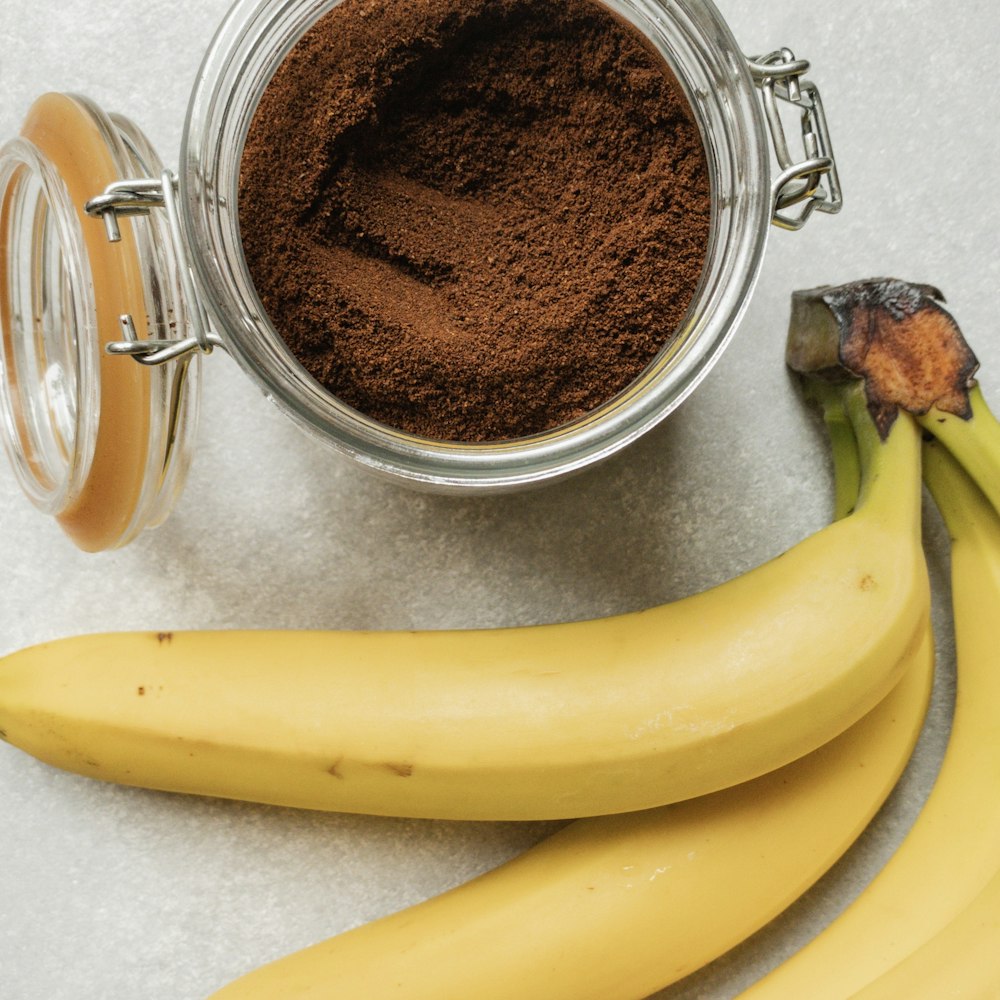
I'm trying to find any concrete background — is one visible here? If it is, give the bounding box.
[0,0,995,996]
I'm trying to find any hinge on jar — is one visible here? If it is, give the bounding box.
[84,171,224,365]
[748,48,843,231]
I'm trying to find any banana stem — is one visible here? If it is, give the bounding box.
[838,380,922,538]
[786,279,929,537]
[920,383,1000,519]
[796,375,921,531]
[806,380,862,520]
[827,405,862,522]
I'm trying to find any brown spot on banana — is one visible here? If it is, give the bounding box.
[385,762,415,777]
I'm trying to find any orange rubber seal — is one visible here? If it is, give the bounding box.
[17,93,152,551]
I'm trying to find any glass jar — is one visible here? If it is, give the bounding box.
[0,0,841,550]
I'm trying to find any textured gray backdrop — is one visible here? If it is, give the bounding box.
[0,0,993,997]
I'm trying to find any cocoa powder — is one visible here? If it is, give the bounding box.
[239,0,711,442]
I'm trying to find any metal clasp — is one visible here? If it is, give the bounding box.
[85,171,224,365]
[749,48,843,231]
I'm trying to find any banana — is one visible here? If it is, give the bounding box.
[850,868,1000,1000]
[205,385,929,999]
[207,641,935,997]
[737,439,1000,999]
[922,382,1000,516]
[0,375,928,821]
[845,442,1000,1000]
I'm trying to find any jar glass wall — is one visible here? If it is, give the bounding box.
[182,0,772,490]
[0,134,99,514]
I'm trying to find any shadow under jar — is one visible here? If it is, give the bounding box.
[0,0,841,550]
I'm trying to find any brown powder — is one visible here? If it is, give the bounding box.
[239,0,711,442]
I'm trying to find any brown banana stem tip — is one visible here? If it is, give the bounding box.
[786,278,980,439]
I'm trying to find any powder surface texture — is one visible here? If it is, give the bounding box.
[239,0,711,442]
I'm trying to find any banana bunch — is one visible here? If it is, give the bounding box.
[208,281,1000,1000]
[0,376,929,822]
[206,281,998,999]
[851,444,1000,1000]
[742,278,1000,1000]
[204,379,934,999]
[738,442,1000,999]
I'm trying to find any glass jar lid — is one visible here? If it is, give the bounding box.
[0,93,202,551]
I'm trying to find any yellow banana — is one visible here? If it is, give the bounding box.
[207,634,934,1000]
[738,440,1000,999]
[922,382,1000,516]
[851,867,1000,1000]
[850,441,1000,1000]
[0,376,928,821]
[845,443,1000,1000]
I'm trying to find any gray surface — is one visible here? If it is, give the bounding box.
[0,0,993,996]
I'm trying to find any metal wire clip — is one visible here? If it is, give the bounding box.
[85,171,223,365]
[749,48,843,231]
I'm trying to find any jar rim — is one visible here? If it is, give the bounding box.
[180,0,772,489]
[0,132,99,512]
